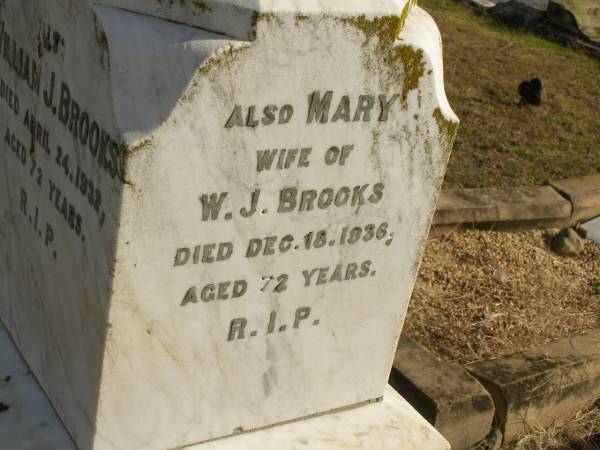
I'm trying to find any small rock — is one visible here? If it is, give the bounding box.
[550,228,585,256]
[493,266,509,281]
[518,78,543,106]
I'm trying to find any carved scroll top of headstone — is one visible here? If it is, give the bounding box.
[94,0,414,40]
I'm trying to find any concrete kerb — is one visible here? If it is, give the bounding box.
[392,331,600,449]
[550,174,600,224]
[390,336,495,450]
[467,331,600,445]
[394,175,600,448]
[429,175,600,237]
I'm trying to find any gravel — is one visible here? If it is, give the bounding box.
[404,229,600,365]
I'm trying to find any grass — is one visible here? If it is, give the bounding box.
[419,0,600,188]
[405,229,600,364]
[511,403,600,449]
[402,3,600,446]
[473,401,600,449]
[404,229,600,449]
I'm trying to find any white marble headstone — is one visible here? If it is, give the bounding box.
[0,1,457,449]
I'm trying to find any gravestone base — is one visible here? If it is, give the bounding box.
[0,321,449,450]
[196,386,450,450]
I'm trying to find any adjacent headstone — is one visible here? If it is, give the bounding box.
[490,0,549,26]
[468,0,600,45]
[548,0,600,43]
[0,1,457,448]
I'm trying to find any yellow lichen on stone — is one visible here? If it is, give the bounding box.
[340,15,404,48]
[393,46,425,100]
[181,44,251,104]
[127,138,153,155]
[156,0,211,13]
[249,12,284,39]
[433,107,459,145]
[339,7,426,100]
[199,45,251,77]
[295,13,310,23]
[187,0,211,13]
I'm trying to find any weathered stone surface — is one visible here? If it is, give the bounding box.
[467,331,600,444]
[550,227,585,255]
[432,186,572,226]
[198,385,451,450]
[0,1,457,449]
[478,0,551,10]
[0,324,76,450]
[95,0,425,41]
[0,321,449,450]
[390,335,495,450]
[466,0,600,44]
[490,0,548,26]
[548,0,600,43]
[551,174,600,223]
[467,0,496,8]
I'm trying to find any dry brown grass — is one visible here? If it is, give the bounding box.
[404,229,600,449]
[512,402,600,449]
[405,229,600,365]
[473,401,600,449]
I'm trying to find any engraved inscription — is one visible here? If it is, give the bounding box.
[181,87,399,341]
[224,91,401,128]
[0,16,115,259]
[0,10,401,345]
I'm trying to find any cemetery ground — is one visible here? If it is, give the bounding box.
[404,229,600,448]
[407,229,600,365]
[420,0,600,189]
[408,1,600,446]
